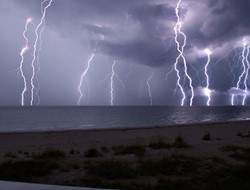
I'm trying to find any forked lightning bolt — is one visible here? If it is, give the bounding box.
[30,0,53,106]
[19,18,32,106]
[35,25,46,105]
[242,44,250,105]
[173,0,194,106]
[232,42,249,105]
[147,73,153,106]
[204,49,212,106]
[35,1,48,105]
[78,52,95,105]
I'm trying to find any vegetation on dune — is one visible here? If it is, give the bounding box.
[84,148,103,158]
[34,149,65,160]
[0,159,59,181]
[112,144,146,157]
[1,143,250,190]
[172,136,192,149]
[202,132,211,141]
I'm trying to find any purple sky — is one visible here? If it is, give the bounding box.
[0,0,250,106]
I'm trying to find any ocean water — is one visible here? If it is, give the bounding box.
[0,106,249,132]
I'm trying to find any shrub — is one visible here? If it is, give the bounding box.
[84,148,102,158]
[34,149,65,160]
[172,136,191,149]
[112,145,146,157]
[202,132,211,141]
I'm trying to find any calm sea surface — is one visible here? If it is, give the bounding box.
[0,106,249,132]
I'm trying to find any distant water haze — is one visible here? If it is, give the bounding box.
[0,106,250,132]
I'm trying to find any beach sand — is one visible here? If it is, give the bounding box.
[0,121,250,189]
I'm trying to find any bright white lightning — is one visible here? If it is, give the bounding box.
[78,53,95,105]
[146,73,154,106]
[100,61,125,105]
[35,1,48,105]
[110,61,126,106]
[204,49,212,106]
[110,61,116,106]
[232,42,248,106]
[173,0,194,106]
[242,44,250,105]
[30,0,53,106]
[19,18,32,106]
[35,24,46,106]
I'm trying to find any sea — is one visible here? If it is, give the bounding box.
[0,106,249,132]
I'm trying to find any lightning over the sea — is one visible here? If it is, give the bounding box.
[242,43,250,105]
[78,52,95,105]
[173,0,194,106]
[18,18,33,106]
[109,61,126,106]
[30,0,53,106]
[204,49,212,106]
[147,72,154,106]
[232,41,250,106]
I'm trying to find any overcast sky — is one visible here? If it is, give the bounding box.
[0,0,249,106]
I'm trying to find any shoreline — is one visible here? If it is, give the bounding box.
[0,120,250,158]
[1,119,250,135]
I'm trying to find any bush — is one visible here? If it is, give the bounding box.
[202,132,211,141]
[34,149,65,160]
[112,145,146,157]
[84,148,103,158]
[172,136,191,149]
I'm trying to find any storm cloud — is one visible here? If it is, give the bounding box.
[0,0,249,106]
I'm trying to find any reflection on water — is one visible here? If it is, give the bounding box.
[0,106,249,132]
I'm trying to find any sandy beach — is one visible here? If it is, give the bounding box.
[0,121,250,189]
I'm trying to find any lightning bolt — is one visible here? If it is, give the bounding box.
[30,0,53,106]
[19,18,33,106]
[242,43,250,105]
[35,25,46,105]
[173,0,194,106]
[110,61,116,106]
[146,72,154,106]
[78,52,95,105]
[204,49,212,106]
[231,41,250,106]
[109,61,126,106]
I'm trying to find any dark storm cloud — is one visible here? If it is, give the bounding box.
[14,0,176,66]
[189,0,250,48]
[81,24,114,37]
[98,39,173,66]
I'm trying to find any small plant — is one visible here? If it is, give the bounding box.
[172,136,191,149]
[202,132,211,141]
[237,132,243,138]
[84,148,102,158]
[112,144,146,157]
[34,149,65,160]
